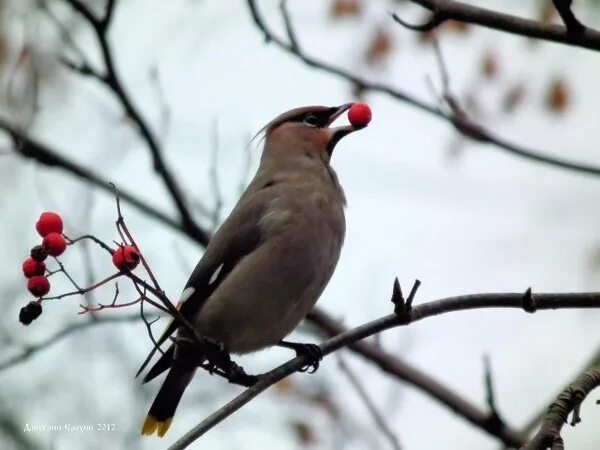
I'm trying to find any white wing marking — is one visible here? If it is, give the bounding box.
[209,263,224,286]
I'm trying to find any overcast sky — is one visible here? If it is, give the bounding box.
[2,1,600,449]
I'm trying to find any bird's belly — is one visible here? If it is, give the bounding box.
[194,227,342,354]
[197,296,312,354]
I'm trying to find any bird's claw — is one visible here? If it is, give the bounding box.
[226,362,260,387]
[294,343,323,374]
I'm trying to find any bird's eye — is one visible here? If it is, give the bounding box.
[303,114,319,127]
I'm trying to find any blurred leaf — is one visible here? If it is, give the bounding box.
[309,392,340,420]
[545,77,569,113]
[329,0,362,19]
[275,378,293,395]
[365,28,393,66]
[480,50,499,80]
[290,420,316,445]
[443,20,470,34]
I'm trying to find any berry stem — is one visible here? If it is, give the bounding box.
[42,272,123,301]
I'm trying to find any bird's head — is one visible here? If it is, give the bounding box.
[258,104,369,164]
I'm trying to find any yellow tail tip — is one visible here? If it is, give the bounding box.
[141,415,172,437]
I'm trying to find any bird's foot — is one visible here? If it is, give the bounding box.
[226,361,260,387]
[279,341,323,373]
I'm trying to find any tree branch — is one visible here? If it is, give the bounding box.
[338,357,402,450]
[522,366,600,450]
[401,0,598,51]
[60,0,204,240]
[308,308,526,448]
[0,117,210,246]
[551,0,585,36]
[248,0,600,178]
[0,314,141,371]
[170,290,600,449]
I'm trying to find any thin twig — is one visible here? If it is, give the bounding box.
[78,282,144,314]
[390,11,444,32]
[112,183,161,291]
[338,357,402,450]
[42,272,122,301]
[60,0,204,239]
[0,314,142,371]
[552,0,585,36]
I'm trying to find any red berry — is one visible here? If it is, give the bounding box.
[27,276,50,297]
[42,233,67,257]
[35,212,63,237]
[22,258,46,278]
[112,245,140,271]
[348,103,372,128]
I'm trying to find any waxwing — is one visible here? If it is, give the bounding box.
[140,103,369,437]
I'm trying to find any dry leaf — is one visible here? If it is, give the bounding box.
[291,420,316,445]
[481,51,498,80]
[443,20,470,34]
[365,28,393,66]
[546,78,569,113]
[275,378,293,395]
[330,0,361,19]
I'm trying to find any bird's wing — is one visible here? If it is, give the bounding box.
[136,189,268,379]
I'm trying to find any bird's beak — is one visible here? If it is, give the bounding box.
[325,103,360,154]
[324,103,354,127]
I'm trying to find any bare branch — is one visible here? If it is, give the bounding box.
[338,357,402,450]
[0,118,211,246]
[401,0,599,51]
[61,0,99,27]
[390,11,444,32]
[522,366,600,450]
[308,309,525,447]
[279,0,301,52]
[170,289,600,448]
[483,355,505,433]
[0,314,141,372]
[59,0,204,240]
[552,0,585,36]
[101,0,117,32]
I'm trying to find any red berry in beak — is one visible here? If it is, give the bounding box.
[27,276,50,297]
[22,258,46,278]
[42,233,67,257]
[35,212,63,237]
[112,245,140,271]
[348,103,372,128]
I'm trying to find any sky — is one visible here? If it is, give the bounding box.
[1,0,600,449]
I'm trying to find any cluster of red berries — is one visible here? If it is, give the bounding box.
[20,212,67,325]
[19,212,142,326]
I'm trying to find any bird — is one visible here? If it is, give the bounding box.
[139,103,368,437]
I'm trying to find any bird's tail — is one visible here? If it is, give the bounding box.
[141,365,196,437]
